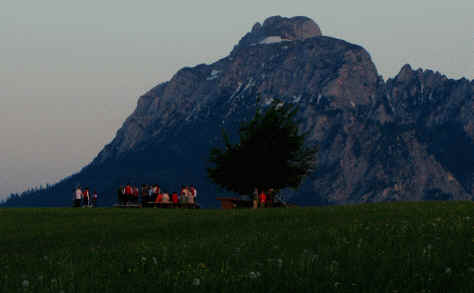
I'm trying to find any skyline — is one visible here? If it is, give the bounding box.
[1,0,473,200]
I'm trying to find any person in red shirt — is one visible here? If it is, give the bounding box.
[258,191,267,208]
[83,187,90,207]
[125,184,132,203]
[155,192,163,203]
[154,185,160,202]
[171,192,179,205]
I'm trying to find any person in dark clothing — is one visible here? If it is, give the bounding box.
[92,191,98,207]
[154,185,160,202]
[267,188,275,208]
[133,186,139,203]
[141,184,149,204]
[117,186,124,205]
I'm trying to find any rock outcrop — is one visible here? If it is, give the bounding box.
[386,65,474,197]
[233,16,322,52]
[4,16,472,207]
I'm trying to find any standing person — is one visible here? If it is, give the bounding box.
[133,186,139,203]
[180,186,188,203]
[171,191,179,206]
[186,186,193,203]
[267,188,275,208]
[92,191,98,207]
[190,185,197,204]
[186,186,193,204]
[74,187,82,207]
[125,183,132,203]
[141,185,148,204]
[258,190,267,208]
[83,187,91,207]
[155,185,161,200]
[148,185,154,202]
[252,188,259,209]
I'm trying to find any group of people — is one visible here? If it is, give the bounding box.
[73,186,98,207]
[117,184,198,206]
[72,184,276,209]
[253,188,277,208]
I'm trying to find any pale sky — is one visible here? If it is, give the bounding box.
[0,0,473,200]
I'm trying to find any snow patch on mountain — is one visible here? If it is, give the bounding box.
[207,70,221,81]
[243,78,256,91]
[259,36,291,44]
[292,95,302,103]
[229,82,243,101]
[264,97,274,105]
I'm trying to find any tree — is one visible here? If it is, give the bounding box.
[207,98,318,196]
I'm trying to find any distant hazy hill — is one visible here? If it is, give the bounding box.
[3,16,472,207]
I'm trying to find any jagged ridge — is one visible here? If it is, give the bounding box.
[3,16,472,207]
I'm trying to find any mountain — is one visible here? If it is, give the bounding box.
[3,16,472,207]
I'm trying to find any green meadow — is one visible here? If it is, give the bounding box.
[0,201,472,292]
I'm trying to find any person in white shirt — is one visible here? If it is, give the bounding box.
[83,187,91,207]
[74,187,83,207]
[162,192,170,203]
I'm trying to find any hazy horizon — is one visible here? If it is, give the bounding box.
[1,0,473,200]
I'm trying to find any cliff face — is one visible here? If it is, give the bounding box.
[4,16,472,207]
[386,66,473,197]
[95,33,377,165]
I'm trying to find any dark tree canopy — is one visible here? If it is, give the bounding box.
[207,99,318,195]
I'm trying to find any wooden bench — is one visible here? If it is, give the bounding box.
[113,203,142,208]
[142,201,199,209]
[216,197,289,209]
[216,197,253,209]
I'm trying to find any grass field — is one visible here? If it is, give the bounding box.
[0,201,472,293]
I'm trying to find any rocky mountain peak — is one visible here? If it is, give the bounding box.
[233,16,322,53]
[4,16,472,208]
[394,64,447,85]
[396,64,414,82]
[260,16,322,39]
